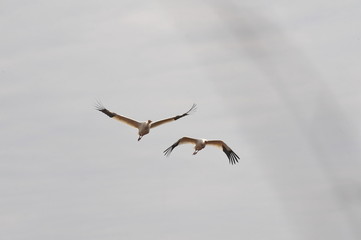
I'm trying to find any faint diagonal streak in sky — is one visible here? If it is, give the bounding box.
[210,2,361,239]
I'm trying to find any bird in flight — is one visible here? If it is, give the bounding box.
[96,102,197,141]
[164,137,239,164]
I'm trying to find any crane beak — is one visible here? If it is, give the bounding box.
[138,136,142,141]
[192,150,198,155]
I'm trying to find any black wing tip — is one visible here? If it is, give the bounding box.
[94,99,105,111]
[188,103,197,114]
[163,141,180,157]
[94,100,116,118]
[163,147,171,157]
[228,153,240,165]
[222,146,240,165]
[174,103,197,120]
[163,146,174,157]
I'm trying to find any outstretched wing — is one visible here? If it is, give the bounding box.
[150,104,197,129]
[163,137,198,157]
[206,140,240,165]
[95,101,140,129]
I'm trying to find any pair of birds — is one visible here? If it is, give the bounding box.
[96,102,239,164]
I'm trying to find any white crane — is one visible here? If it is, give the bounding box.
[164,137,239,164]
[96,102,197,141]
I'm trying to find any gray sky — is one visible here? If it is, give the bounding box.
[1,0,361,239]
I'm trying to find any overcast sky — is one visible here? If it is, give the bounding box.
[1,0,361,239]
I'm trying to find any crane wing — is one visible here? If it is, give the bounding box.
[163,137,198,157]
[95,102,140,129]
[150,104,197,129]
[206,140,240,165]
